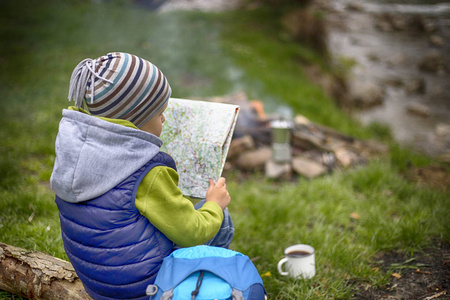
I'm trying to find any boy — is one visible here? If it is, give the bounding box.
[50,52,234,300]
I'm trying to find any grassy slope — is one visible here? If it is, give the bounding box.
[0,1,448,299]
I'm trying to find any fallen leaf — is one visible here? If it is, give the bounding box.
[391,273,402,279]
[313,291,325,297]
[261,271,271,277]
[350,212,360,220]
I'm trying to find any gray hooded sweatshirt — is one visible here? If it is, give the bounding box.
[50,109,162,203]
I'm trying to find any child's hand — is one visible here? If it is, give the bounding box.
[206,177,231,210]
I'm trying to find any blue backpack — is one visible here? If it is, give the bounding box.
[147,246,266,300]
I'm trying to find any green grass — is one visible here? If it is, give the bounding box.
[0,0,449,299]
[226,161,449,299]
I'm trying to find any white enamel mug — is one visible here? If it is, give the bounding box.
[277,244,315,279]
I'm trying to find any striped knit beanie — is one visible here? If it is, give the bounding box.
[68,52,172,128]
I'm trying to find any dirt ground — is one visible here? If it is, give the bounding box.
[353,240,450,299]
[406,165,450,193]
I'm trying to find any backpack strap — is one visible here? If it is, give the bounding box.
[161,290,174,300]
[146,285,158,296]
[231,288,244,300]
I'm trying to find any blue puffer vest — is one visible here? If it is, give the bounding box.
[55,152,177,300]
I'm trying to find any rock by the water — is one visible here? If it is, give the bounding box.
[429,35,445,47]
[349,82,385,109]
[418,50,447,73]
[405,78,426,95]
[406,102,431,117]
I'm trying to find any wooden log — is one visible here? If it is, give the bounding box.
[0,242,91,300]
[294,115,355,144]
[292,129,333,152]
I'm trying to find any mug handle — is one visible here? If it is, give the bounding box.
[277,257,289,276]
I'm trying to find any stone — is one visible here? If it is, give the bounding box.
[405,78,426,94]
[384,77,403,87]
[422,18,438,33]
[346,2,364,12]
[386,53,408,67]
[429,35,445,47]
[265,160,292,179]
[294,114,310,125]
[418,50,446,73]
[367,53,380,62]
[374,13,410,32]
[291,156,327,178]
[334,148,361,167]
[431,85,444,97]
[350,81,385,109]
[435,123,450,137]
[227,135,255,159]
[406,102,431,117]
[235,147,272,170]
[375,14,394,32]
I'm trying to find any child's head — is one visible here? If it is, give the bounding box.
[68,52,171,129]
[140,101,168,137]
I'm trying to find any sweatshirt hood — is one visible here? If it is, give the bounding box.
[50,109,162,203]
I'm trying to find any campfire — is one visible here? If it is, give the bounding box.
[209,92,388,179]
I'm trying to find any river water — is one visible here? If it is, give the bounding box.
[325,0,450,157]
[144,0,449,156]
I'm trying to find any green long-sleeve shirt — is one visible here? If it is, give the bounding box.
[135,165,223,247]
[68,107,224,247]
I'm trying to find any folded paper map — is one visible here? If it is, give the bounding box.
[160,98,240,198]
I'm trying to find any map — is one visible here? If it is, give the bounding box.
[160,98,240,198]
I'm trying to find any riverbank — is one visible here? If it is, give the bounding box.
[319,0,450,158]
